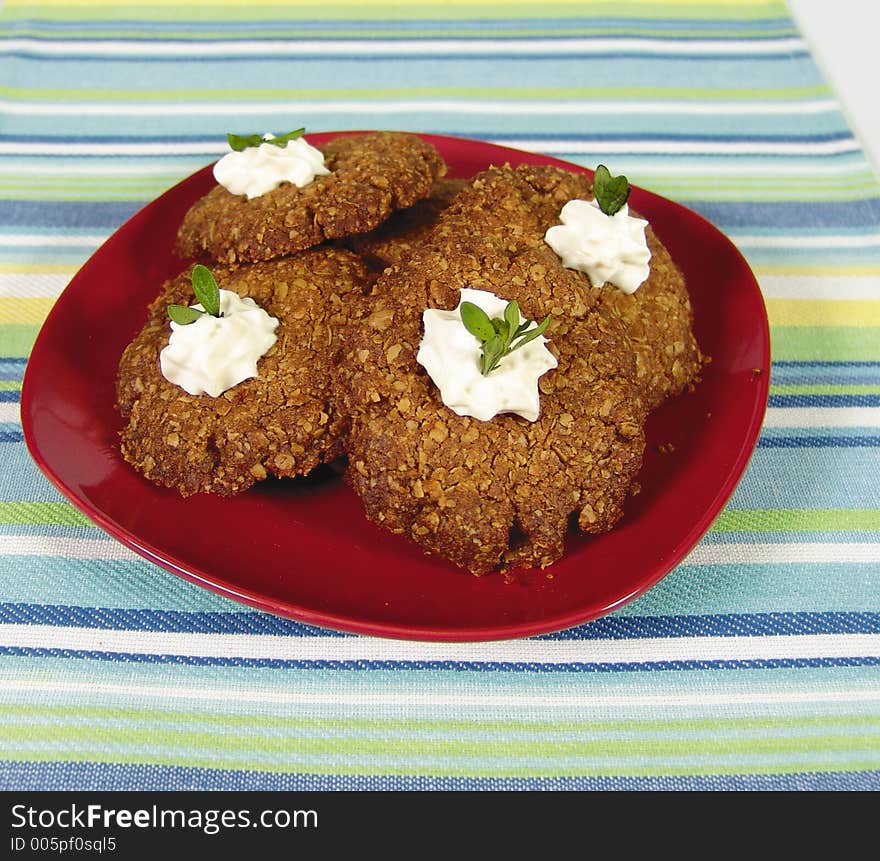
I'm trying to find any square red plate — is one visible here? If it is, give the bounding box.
[21,132,770,642]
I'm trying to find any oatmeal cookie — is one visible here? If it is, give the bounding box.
[117,247,371,497]
[338,164,652,575]
[175,131,447,264]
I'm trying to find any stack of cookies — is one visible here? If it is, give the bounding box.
[116,131,705,575]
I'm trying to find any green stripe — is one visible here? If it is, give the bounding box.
[2,703,879,735]
[649,178,880,203]
[0,502,92,527]
[714,509,880,533]
[0,326,38,358]
[771,328,880,363]
[1,720,877,757]
[0,3,793,25]
[0,381,21,391]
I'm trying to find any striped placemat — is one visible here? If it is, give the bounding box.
[1,0,878,790]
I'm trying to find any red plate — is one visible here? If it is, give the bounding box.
[21,132,770,642]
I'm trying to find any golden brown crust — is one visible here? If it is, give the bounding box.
[337,164,651,575]
[116,248,372,497]
[175,132,447,264]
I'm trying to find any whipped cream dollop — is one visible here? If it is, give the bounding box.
[544,198,651,294]
[416,288,557,422]
[160,290,279,397]
[213,134,330,199]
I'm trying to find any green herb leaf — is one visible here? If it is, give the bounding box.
[226,127,306,152]
[504,300,521,336]
[267,127,306,147]
[480,335,506,376]
[593,164,631,216]
[167,304,205,325]
[191,264,221,318]
[227,132,264,152]
[460,301,496,342]
[510,315,551,350]
[460,298,552,376]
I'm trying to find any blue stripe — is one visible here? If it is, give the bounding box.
[0,49,812,63]
[0,200,137,229]
[3,604,879,638]
[768,395,880,408]
[1,54,824,92]
[0,17,800,36]
[0,34,805,46]
[1,648,878,672]
[0,603,349,636]
[1,762,876,791]
[0,432,22,443]
[774,361,880,368]
[757,436,880,448]
[0,391,21,403]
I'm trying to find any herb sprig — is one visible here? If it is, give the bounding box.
[460,300,551,376]
[593,164,631,216]
[167,264,222,325]
[226,128,306,152]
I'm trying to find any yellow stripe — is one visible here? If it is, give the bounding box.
[754,265,880,278]
[4,0,775,6]
[0,264,79,275]
[0,297,55,325]
[765,298,880,328]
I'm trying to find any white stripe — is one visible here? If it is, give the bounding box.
[0,404,20,424]
[0,234,107,248]
[644,161,873,177]
[0,624,877,663]
[0,98,840,118]
[0,142,220,157]
[759,275,880,300]
[0,273,70,298]
[0,536,140,562]
[763,407,880,427]
[0,36,808,58]
[684,542,880,565]
[1,138,861,158]
[0,161,201,176]
[3,678,879,709]
[4,535,879,569]
[503,138,862,156]
[732,233,880,249]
